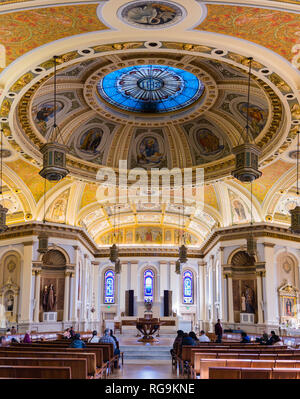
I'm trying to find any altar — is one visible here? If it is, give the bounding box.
[119,316,177,335]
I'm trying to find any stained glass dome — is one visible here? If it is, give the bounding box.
[97,65,204,113]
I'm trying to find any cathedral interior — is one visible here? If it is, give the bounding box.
[0,0,300,381]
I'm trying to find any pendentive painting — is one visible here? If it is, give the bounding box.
[120,1,184,28]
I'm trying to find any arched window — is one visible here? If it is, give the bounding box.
[104,270,115,304]
[183,270,193,304]
[144,269,154,302]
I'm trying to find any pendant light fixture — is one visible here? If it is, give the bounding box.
[176,205,187,274]
[39,56,69,181]
[232,57,262,183]
[38,178,48,253]
[109,205,121,272]
[290,130,300,234]
[0,127,8,233]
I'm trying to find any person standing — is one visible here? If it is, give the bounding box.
[214,319,223,343]
[198,330,210,342]
[69,333,86,348]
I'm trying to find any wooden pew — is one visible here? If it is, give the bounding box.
[209,366,300,379]
[5,346,105,376]
[0,349,96,377]
[0,357,87,379]
[0,365,71,379]
[197,358,300,379]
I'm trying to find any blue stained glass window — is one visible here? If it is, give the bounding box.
[104,270,115,304]
[144,269,154,302]
[97,65,204,114]
[183,270,193,304]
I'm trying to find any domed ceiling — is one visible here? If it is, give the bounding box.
[0,0,299,246]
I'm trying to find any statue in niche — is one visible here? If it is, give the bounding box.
[42,285,48,312]
[242,285,255,313]
[47,284,56,312]
[5,295,14,312]
[241,293,246,312]
[41,284,56,312]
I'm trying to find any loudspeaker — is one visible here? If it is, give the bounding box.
[164,290,172,317]
[125,290,134,316]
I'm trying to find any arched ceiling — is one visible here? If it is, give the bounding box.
[0,0,299,246]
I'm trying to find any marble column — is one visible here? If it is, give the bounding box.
[256,271,264,324]
[19,242,33,324]
[63,272,70,322]
[227,273,234,323]
[33,270,41,323]
[263,243,277,326]
[71,246,79,322]
[221,271,228,322]
[198,260,206,329]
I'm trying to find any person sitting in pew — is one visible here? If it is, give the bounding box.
[69,326,75,339]
[69,333,86,349]
[198,330,210,342]
[88,330,100,343]
[23,331,32,343]
[0,336,7,346]
[267,331,279,345]
[170,330,184,357]
[189,331,199,344]
[182,332,196,346]
[110,330,120,368]
[240,332,251,343]
[256,332,268,345]
[63,328,71,339]
[11,326,17,335]
[272,336,283,346]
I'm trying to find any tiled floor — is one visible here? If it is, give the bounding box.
[108,363,183,379]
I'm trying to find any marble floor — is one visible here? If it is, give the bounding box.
[107,363,183,379]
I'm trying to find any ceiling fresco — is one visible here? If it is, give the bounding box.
[0,0,299,246]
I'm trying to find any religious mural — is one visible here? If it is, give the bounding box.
[33,101,64,135]
[97,227,199,245]
[79,127,103,154]
[120,1,183,28]
[229,190,249,224]
[194,128,224,156]
[137,137,163,167]
[237,102,268,137]
[46,189,69,223]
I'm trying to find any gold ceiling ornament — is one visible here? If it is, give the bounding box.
[39,56,69,182]
[290,130,300,234]
[232,58,262,183]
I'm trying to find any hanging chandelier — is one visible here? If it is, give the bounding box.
[0,127,8,233]
[38,234,49,254]
[115,258,121,274]
[179,244,188,264]
[109,243,119,263]
[39,56,69,181]
[290,131,300,234]
[175,259,182,275]
[232,57,262,183]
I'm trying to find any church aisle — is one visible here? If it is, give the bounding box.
[107,362,183,379]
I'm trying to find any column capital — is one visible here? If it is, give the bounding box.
[24,241,34,247]
[84,253,89,259]
[65,271,72,277]
[263,242,275,248]
[73,245,79,251]
[198,260,207,267]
